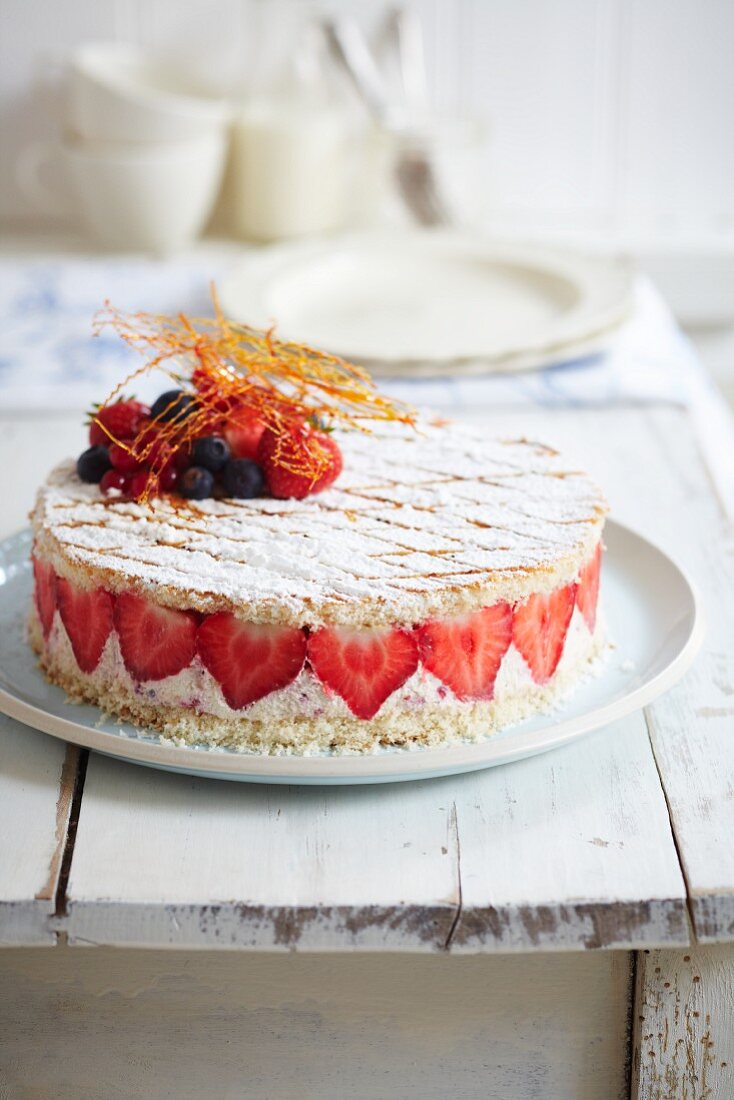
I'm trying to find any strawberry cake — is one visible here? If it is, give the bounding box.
[28,306,607,755]
[30,424,606,755]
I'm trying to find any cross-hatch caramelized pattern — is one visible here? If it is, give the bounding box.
[33,420,607,628]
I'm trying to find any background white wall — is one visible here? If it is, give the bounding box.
[2,0,734,390]
[3,0,734,252]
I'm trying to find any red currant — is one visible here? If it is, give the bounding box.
[129,471,151,500]
[100,470,131,497]
[159,463,179,492]
[109,443,142,473]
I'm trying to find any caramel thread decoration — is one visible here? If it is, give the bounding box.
[91,293,416,502]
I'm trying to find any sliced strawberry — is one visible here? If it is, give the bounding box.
[114,591,198,682]
[32,555,57,639]
[224,413,267,460]
[512,583,576,685]
[88,399,150,446]
[198,613,306,709]
[57,577,114,673]
[307,626,418,719]
[257,424,342,500]
[417,603,513,701]
[576,542,602,632]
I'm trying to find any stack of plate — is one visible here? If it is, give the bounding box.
[219,231,634,377]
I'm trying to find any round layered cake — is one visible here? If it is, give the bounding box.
[30,418,607,754]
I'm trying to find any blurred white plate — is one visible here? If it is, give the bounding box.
[219,231,634,376]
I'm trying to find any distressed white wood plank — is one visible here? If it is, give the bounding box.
[632,944,734,1100]
[571,405,734,942]
[0,411,84,540]
[0,715,77,944]
[638,409,734,943]
[0,946,632,1100]
[450,714,688,951]
[66,721,686,952]
[65,754,459,949]
[468,405,734,943]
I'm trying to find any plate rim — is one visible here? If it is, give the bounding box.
[0,520,704,783]
[219,231,635,370]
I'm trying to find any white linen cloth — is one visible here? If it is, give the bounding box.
[0,252,731,510]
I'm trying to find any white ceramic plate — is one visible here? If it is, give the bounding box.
[219,231,634,376]
[0,522,702,785]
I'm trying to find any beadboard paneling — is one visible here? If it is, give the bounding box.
[1,0,733,250]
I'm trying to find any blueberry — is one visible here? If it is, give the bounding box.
[179,466,215,500]
[150,389,197,423]
[76,445,112,483]
[191,434,230,473]
[222,458,265,499]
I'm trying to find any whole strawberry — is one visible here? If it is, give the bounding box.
[88,398,150,446]
[257,423,342,500]
[224,411,267,460]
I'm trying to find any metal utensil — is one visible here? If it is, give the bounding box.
[323,16,449,226]
[376,5,429,108]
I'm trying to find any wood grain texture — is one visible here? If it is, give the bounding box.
[0,411,83,540]
[479,406,734,944]
[0,946,633,1100]
[640,410,734,942]
[63,717,686,952]
[0,715,77,944]
[577,406,733,943]
[632,944,734,1100]
[64,754,459,949]
[449,714,687,951]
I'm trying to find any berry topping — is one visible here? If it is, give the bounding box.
[159,462,179,492]
[150,389,197,424]
[114,592,197,682]
[179,466,215,500]
[197,614,307,709]
[257,424,343,500]
[512,583,576,685]
[76,445,111,484]
[224,414,267,460]
[32,555,57,639]
[88,399,149,446]
[222,458,265,499]
[576,542,602,632]
[417,603,513,701]
[307,625,418,719]
[57,577,114,674]
[191,435,230,473]
[108,443,142,473]
[100,469,131,497]
[128,471,151,500]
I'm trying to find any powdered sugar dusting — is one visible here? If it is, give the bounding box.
[32,418,607,626]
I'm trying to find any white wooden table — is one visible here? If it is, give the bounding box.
[1,402,732,1100]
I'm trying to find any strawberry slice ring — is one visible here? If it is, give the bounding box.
[417,604,513,702]
[198,614,306,710]
[307,626,419,720]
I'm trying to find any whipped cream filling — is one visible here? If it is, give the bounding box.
[41,603,599,723]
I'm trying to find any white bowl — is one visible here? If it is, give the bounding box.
[17,132,226,253]
[68,41,233,143]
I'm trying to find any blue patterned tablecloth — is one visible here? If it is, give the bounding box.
[0,249,731,510]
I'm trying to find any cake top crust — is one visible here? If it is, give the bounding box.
[32,418,607,627]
